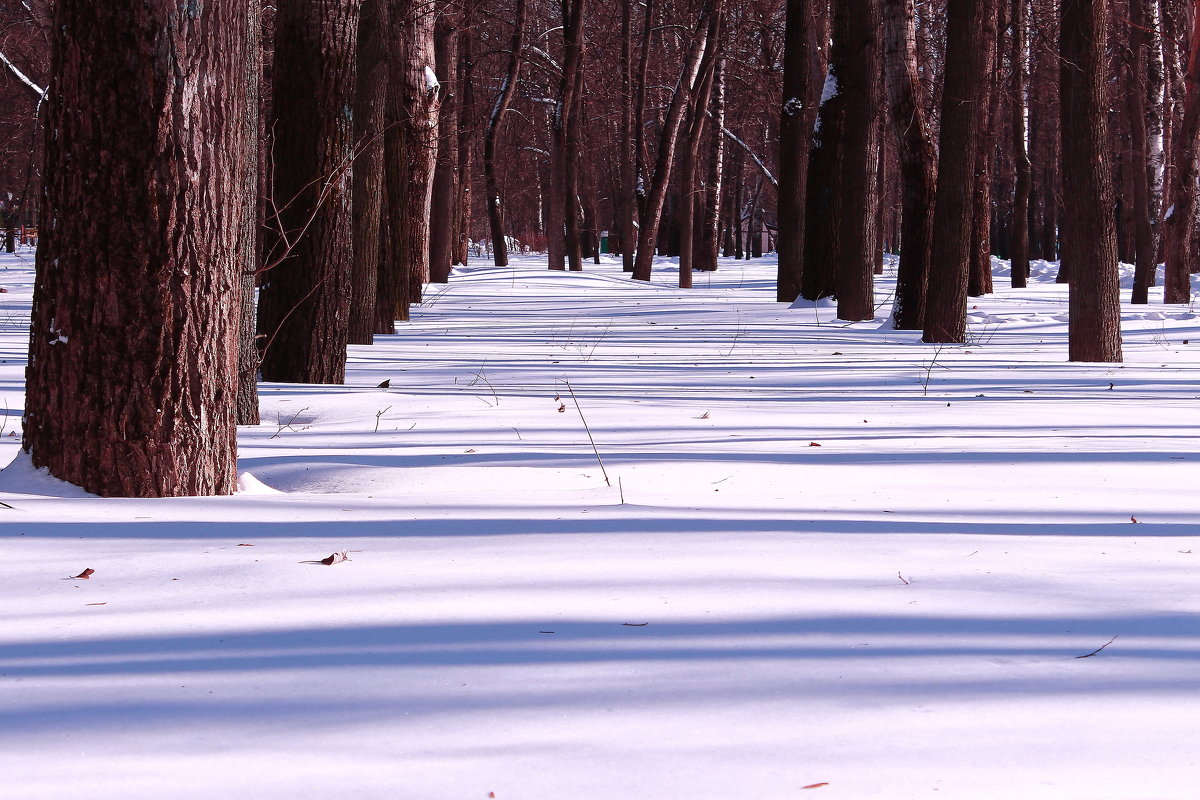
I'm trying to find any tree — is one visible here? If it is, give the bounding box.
[923,0,996,343]
[1162,0,1200,304]
[387,0,441,313]
[350,0,388,346]
[257,0,360,383]
[1008,0,1032,290]
[777,0,817,302]
[484,0,527,266]
[1059,0,1122,361]
[883,0,936,327]
[24,0,256,496]
[547,0,586,271]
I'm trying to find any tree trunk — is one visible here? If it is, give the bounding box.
[237,0,265,426]
[387,0,440,313]
[678,38,719,286]
[548,0,586,271]
[883,0,936,327]
[1130,0,1158,303]
[1163,0,1200,303]
[632,0,721,281]
[349,0,387,345]
[1009,0,1032,289]
[777,0,817,301]
[1059,0,1122,359]
[25,0,255,496]
[258,0,359,383]
[922,0,996,343]
[697,58,726,272]
[833,0,882,321]
[968,9,1001,298]
[429,4,461,284]
[484,0,526,266]
[455,20,475,266]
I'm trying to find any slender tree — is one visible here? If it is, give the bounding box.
[25,0,256,496]
[1162,0,1200,303]
[1008,0,1032,289]
[484,0,527,266]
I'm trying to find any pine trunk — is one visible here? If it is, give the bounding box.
[349,0,387,345]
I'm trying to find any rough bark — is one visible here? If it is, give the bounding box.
[1060,0,1122,360]
[777,0,817,301]
[697,58,726,273]
[922,0,996,343]
[678,36,719,286]
[833,0,882,321]
[25,0,254,496]
[429,4,461,283]
[349,0,387,345]
[1163,0,1200,303]
[258,0,359,383]
[548,0,586,271]
[883,0,936,327]
[387,0,441,313]
[237,0,264,426]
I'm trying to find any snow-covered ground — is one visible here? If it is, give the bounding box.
[1,248,1198,799]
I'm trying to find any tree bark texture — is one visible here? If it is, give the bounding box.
[1163,0,1200,303]
[25,0,255,496]
[258,0,359,383]
[1060,0,1123,360]
[697,57,726,273]
[429,4,461,283]
[777,0,817,302]
[1129,0,1157,303]
[922,0,996,343]
[388,0,440,312]
[833,0,881,321]
[237,0,264,425]
[349,0,387,345]
[883,0,936,327]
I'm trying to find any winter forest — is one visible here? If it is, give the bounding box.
[2,0,1200,797]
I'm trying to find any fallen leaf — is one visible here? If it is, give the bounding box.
[557,403,566,413]
[801,783,830,790]
[86,602,106,606]
[377,379,391,388]
[808,442,822,447]
[696,411,710,419]
[71,568,94,580]
[622,622,649,627]
[301,550,351,565]
[1131,516,1139,523]
[237,543,255,547]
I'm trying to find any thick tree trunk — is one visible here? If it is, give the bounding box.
[923,0,996,343]
[1009,0,1032,289]
[1163,0,1200,303]
[258,0,358,383]
[349,0,387,345]
[1060,0,1122,360]
[833,0,882,321]
[26,0,254,496]
[678,40,719,286]
[777,0,817,301]
[429,5,461,283]
[387,0,440,314]
[548,0,586,271]
[883,0,936,327]
[968,12,1001,299]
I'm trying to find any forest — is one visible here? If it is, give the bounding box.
[0,0,1193,482]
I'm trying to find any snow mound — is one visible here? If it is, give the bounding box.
[0,449,97,498]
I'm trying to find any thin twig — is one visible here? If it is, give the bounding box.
[1075,635,1118,659]
[562,379,610,486]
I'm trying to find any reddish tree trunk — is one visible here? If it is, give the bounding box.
[25,0,255,496]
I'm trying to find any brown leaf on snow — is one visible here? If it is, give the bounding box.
[71,568,94,579]
[301,550,351,565]
[237,543,255,547]
[1131,516,1139,523]
[557,403,566,413]
[808,442,822,447]
[86,602,106,606]
[801,783,830,790]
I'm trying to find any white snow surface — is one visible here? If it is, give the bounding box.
[2,248,1200,798]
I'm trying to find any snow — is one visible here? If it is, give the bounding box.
[424,66,440,94]
[2,247,1200,798]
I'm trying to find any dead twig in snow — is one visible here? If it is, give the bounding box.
[1075,635,1118,659]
